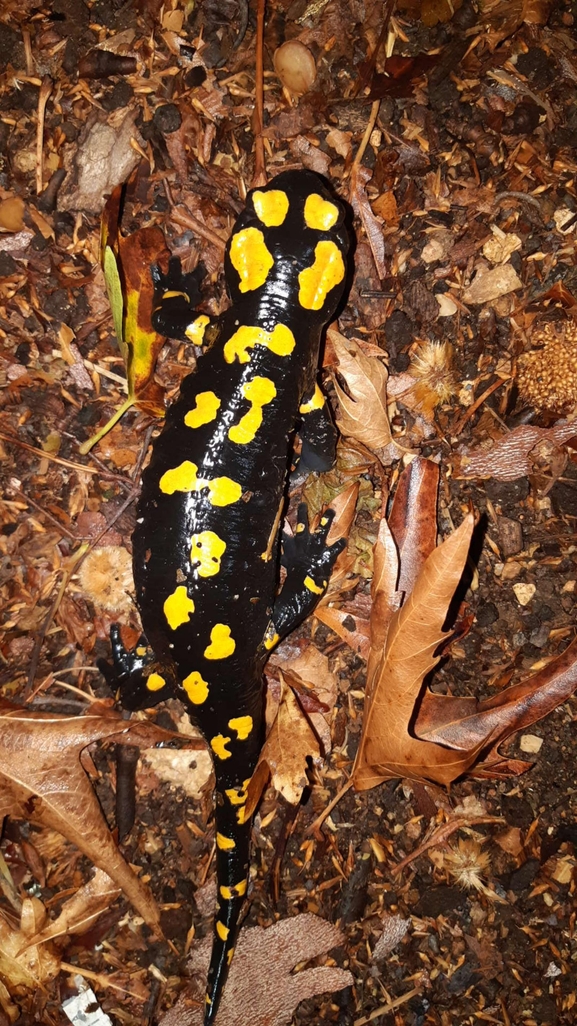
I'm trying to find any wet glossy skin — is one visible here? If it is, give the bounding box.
[110,170,349,1023]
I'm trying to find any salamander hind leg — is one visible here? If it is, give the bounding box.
[98,624,175,710]
[298,383,338,473]
[264,504,345,648]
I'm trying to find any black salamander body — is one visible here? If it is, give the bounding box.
[108,170,349,1023]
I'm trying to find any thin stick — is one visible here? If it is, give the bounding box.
[354,986,421,1025]
[350,100,380,175]
[36,77,53,196]
[391,815,504,876]
[305,777,353,838]
[452,377,506,436]
[252,0,267,187]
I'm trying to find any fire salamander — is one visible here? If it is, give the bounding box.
[104,170,350,1023]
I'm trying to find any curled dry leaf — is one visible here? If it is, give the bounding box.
[245,677,320,818]
[329,329,400,464]
[453,422,577,481]
[24,868,121,948]
[159,913,353,1026]
[349,165,387,278]
[0,897,60,991]
[353,515,478,789]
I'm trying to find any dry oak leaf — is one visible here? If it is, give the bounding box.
[329,329,401,464]
[0,702,194,934]
[352,515,481,789]
[159,913,353,1026]
[0,896,60,992]
[416,633,577,778]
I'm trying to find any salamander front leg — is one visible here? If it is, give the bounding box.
[98,625,175,710]
[263,505,345,650]
[151,256,208,343]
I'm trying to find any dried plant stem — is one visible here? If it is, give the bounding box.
[252,0,267,187]
[305,777,353,838]
[36,76,53,196]
[391,815,504,876]
[354,986,421,1025]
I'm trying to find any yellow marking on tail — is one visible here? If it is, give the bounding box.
[216,832,236,851]
[229,227,274,292]
[204,623,236,660]
[219,879,248,899]
[164,585,195,630]
[298,240,345,311]
[225,779,251,805]
[216,921,230,941]
[182,670,209,705]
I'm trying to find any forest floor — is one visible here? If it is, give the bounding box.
[1,1,577,1025]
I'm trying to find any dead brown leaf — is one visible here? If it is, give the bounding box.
[352,515,480,789]
[0,703,194,934]
[0,897,60,992]
[159,913,353,1026]
[329,329,400,464]
[245,678,320,818]
[416,634,577,776]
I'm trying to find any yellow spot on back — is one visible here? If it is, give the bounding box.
[184,391,221,429]
[304,575,324,595]
[225,779,251,805]
[206,476,242,507]
[159,460,198,494]
[164,585,195,630]
[220,879,248,899]
[304,193,339,231]
[223,323,295,364]
[216,921,230,941]
[228,715,253,740]
[185,314,210,345]
[229,227,274,292]
[253,189,289,227]
[211,734,232,760]
[146,672,166,692]
[299,382,325,414]
[204,623,235,660]
[229,376,277,444]
[182,670,209,705]
[159,461,241,507]
[227,946,235,965]
[298,240,345,311]
[190,530,226,577]
[216,832,236,851]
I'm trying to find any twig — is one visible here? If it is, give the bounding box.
[169,208,227,252]
[36,76,53,196]
[391,815,504,876]
[452,377,506,436]
[305,777,353,838]
[350,100,380,175]
[252,0,267,187]
[354,986,421,1025]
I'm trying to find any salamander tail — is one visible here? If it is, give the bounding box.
[203,780,253,1024]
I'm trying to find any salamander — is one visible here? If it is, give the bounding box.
[104,170,350,1023]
